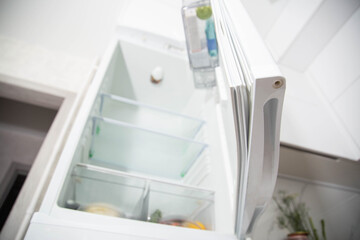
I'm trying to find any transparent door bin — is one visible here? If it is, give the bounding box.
[58,164,215,230]
[99,93,205,139]
[88,116,208,180]
[182,0,219,69]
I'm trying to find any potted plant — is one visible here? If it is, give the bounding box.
[273,191,327,240]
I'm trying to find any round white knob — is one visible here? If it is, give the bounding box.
[151,66,164,84]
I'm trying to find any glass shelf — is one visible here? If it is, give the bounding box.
[99,93,205,139]
[58,164,214,230]
[88,116,208,180]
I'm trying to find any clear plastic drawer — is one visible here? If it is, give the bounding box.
[58,164,214,230]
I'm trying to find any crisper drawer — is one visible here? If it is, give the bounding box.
[58,164,214,230]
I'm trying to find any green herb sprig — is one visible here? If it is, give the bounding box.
[273,191,327,240]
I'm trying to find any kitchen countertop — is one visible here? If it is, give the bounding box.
[0,36,94,96]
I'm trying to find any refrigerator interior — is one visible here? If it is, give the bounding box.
[55,34,238,234]
[20,1,286,239]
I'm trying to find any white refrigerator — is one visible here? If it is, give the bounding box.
[24,0,285,239]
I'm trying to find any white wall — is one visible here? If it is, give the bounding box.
[241,0,360,160]
[0,0,129,60]
[278,0,360,71]
[308,7,360,149]
[239,0,289,38]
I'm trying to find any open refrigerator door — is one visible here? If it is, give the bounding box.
[211,0,286,238]
[23,1,285,240]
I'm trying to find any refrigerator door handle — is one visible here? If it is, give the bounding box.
[241,77,285,238]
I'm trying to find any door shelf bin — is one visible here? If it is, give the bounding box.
[99,93,205,139]
[58,164,215,230]
[88,116,208,180]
